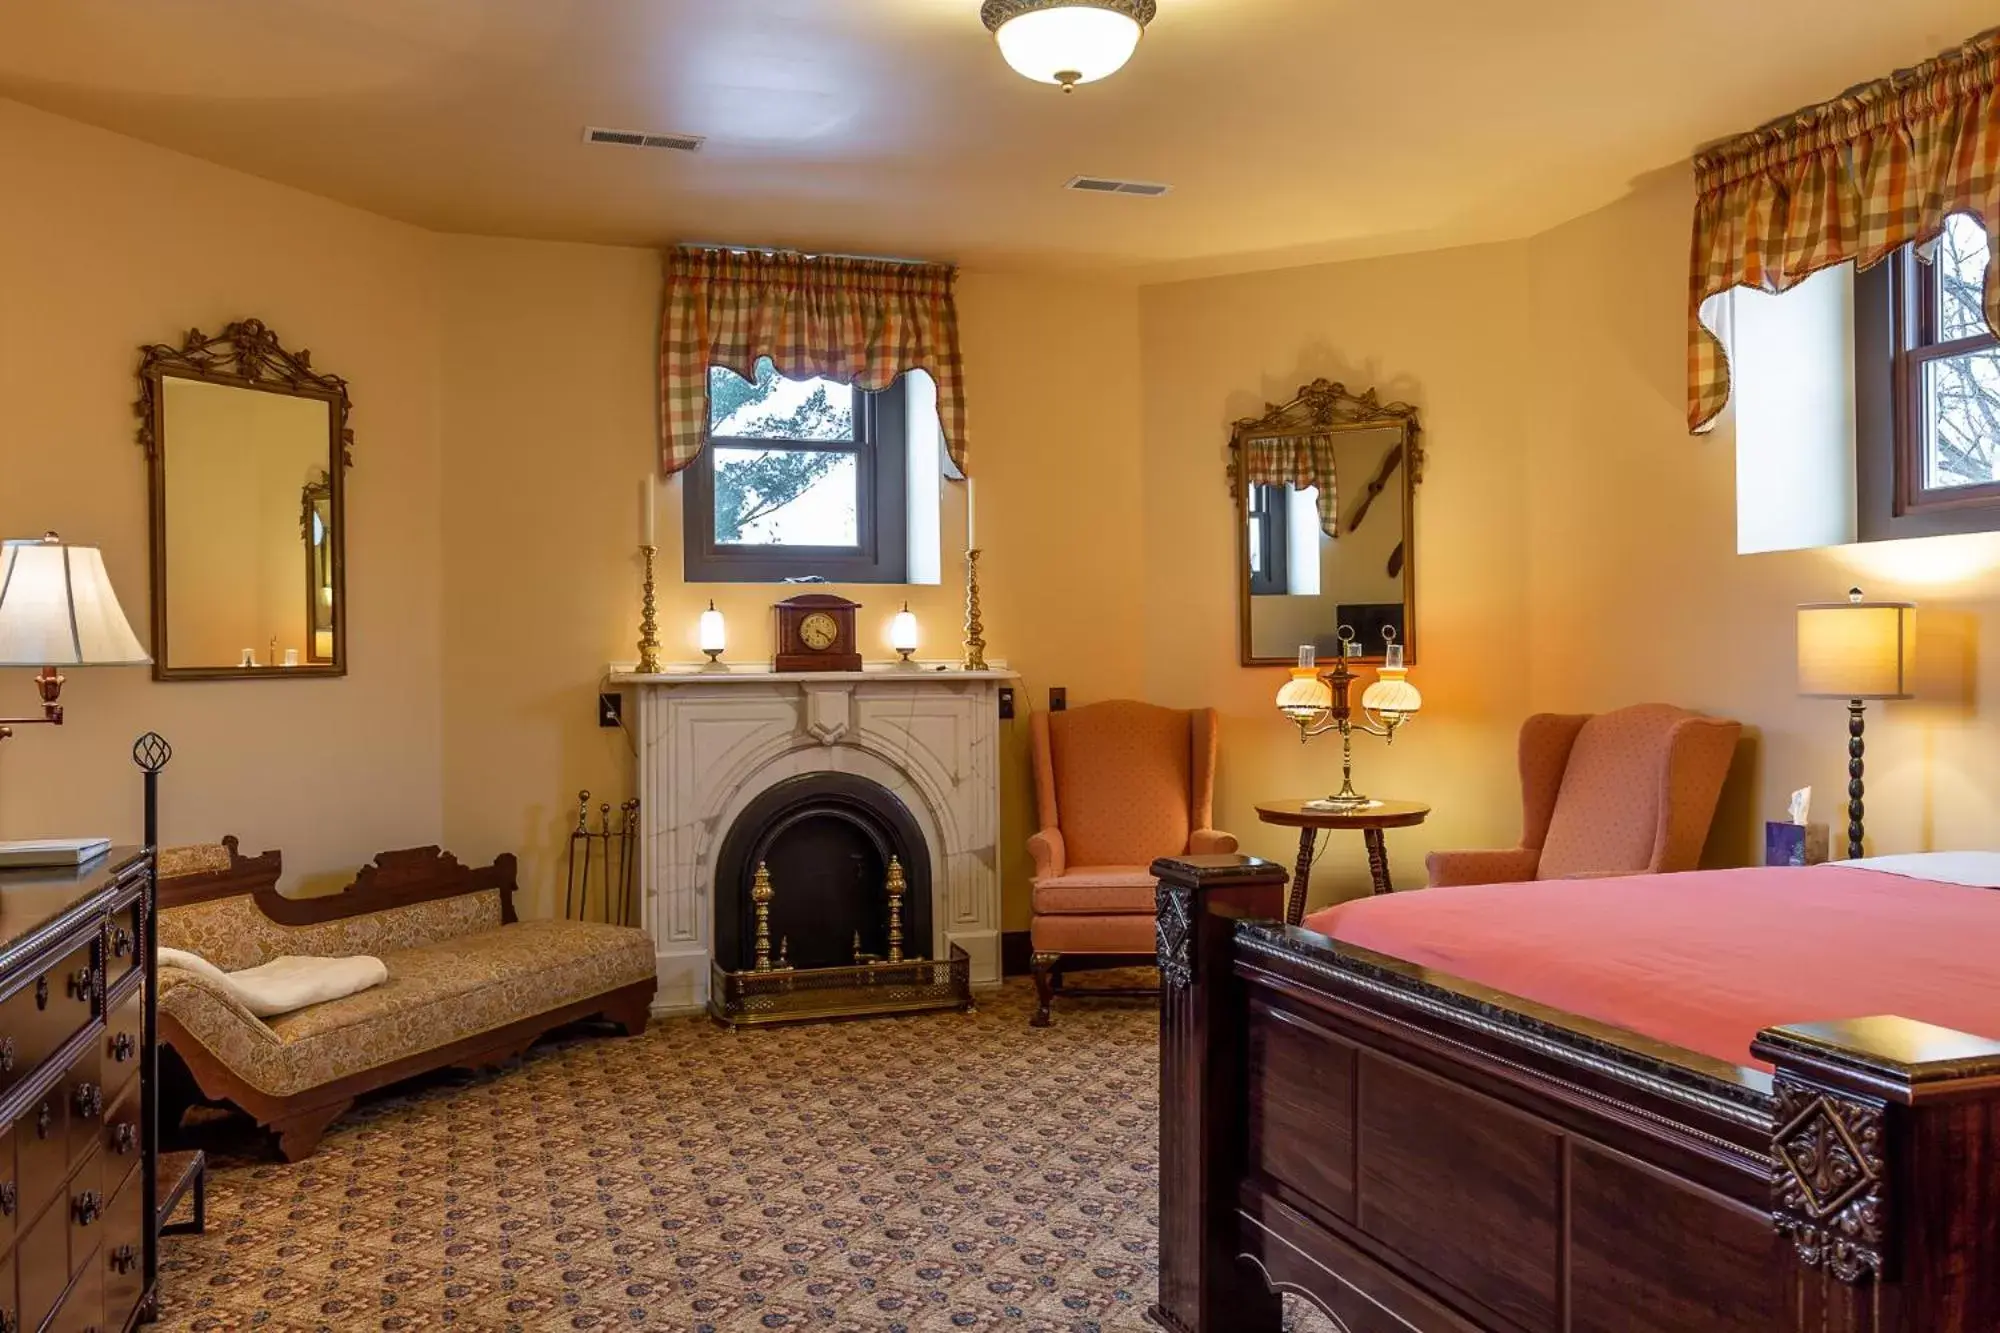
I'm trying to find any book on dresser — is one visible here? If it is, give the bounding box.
[0,847,156,1331]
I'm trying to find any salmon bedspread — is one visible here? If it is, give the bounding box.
[1300,864,2000,1069]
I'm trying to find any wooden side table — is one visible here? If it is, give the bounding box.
[1255,799,1431,926]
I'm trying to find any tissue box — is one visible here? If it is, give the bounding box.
[1765,821,1830,867]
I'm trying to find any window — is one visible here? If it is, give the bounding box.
[1246,483,1288,596]
[1857,213,2000,538]
[683,358,908,583]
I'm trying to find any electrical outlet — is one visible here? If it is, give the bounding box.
[998,686,1015,720]
[598,692,623,728]
[1050,686,1067,712]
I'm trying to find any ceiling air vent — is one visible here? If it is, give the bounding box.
[1065,175,1171,197]
[583,125,706,153]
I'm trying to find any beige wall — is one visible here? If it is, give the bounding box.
[0,98,444,888]
[1139,244,1536,910]
[435,241,1146,921]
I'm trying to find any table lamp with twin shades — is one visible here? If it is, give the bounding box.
[1797,587,1914,860]
[0,533,151,740]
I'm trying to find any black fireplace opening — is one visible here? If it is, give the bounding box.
[714,773,932,973]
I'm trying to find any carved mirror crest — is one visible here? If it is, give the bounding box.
[137,319,352,680]
[1228,378,1422,667]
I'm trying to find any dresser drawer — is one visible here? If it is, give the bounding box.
[104,901,141,988]
[99,1171,143,1333]
[0,942,96,1087]
[0,1123,15,1255]
[47,1243,100,1333]
[63,1044,104,1167]
[16,1088,68,1217]
[100,1086,140,1200]
[16,1178,68,1331]
[103,983,142,1103]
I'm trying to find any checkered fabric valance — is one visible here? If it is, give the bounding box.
[1689,27,2000,433]
[658,246,969,475]
[1241,436,1339,536]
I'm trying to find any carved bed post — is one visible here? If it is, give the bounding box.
[1753,1017,2000,1332]
[1149,853,1289,1333]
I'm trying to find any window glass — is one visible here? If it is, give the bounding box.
[709,360,854,441]
[1922,346,2000,489]
[712,447,859,546]
[1935,213,1992,342]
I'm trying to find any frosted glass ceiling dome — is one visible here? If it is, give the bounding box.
[980,0,1158,92]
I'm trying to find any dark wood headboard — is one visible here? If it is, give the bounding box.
[158,837,518,926]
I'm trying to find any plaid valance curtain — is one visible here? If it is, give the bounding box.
[1688,27,2000,433]
[658,246,969,475]
[1242,437,1338,536]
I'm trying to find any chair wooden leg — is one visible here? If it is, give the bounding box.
[1030,951,1059,1028]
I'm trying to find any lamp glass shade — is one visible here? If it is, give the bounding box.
[890,606,919,653]
[697,603,726,655]
[1797,600,1914,699]
[0,537,149,666]
[992,4,1144,86]
[1276,668,1333,724]
[1360,642,1421,720]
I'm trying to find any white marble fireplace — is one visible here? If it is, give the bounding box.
[613,664,1015,1013]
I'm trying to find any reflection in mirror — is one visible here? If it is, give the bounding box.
[140,320,350,680]
[1231,380,1422,666]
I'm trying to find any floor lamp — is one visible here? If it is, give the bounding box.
[1797,588,1915,860]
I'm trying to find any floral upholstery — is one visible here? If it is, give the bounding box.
[160,890,505,973]
[158,917,656,1099]
[1426,703,1741,887]
[157,842,236,880]
[1028,701,1234,958]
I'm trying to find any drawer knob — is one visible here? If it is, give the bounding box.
[72,1190,101,1226]
[35,1102,51,1139]
[111,1031,136,1063]
[0,1035,13,1072]
[111,1122,137,1155]
[111,925,133,958]
[34,977,46,1010]
[0,1181,14,1215]
[110,1244,137,1275]
[66,967,94,1001]
[73,1082,102,1120]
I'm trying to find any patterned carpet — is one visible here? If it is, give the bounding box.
[156,978,1330,1333]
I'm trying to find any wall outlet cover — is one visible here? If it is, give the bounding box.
[598,692,623,728]
[998,686,1015,720]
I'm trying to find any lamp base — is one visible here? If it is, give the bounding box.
[1305,795,1382,812]
[0,666,66,741]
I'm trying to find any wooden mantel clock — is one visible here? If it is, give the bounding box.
[773,593,863,672]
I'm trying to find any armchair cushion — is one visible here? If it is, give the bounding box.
[1031,867,1156,916]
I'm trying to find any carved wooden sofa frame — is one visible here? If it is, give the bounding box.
[1150,854,2000,1333]
[157,837,655,1160]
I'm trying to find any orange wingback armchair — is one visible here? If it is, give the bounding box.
[1426,703,1741,887]
[1027,700,1235,1027]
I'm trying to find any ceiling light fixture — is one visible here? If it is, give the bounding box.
[981,0,1157,92]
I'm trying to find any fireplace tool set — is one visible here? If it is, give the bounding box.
[709,854,973,1027]
[564,791,640,926]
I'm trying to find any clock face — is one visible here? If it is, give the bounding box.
[798,612,840,651]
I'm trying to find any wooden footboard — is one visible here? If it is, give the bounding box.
[1150,854,2000,1333]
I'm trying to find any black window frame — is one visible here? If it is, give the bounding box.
[1246,482,1290,597]
[1857,218,2000,540]
[683,372,909,584]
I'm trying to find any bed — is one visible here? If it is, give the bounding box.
[1149,853,2000,1333]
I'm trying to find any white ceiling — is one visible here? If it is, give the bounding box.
[0,1,1991,279]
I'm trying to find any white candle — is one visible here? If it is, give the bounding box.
[642,475,656,546]
[966,477,976,551]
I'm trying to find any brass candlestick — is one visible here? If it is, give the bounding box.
[751,861,776,973]
[636,543,663,674]
[962,549,988,671]
[886,856,907,963]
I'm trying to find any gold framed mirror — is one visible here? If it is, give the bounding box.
[1229,379,1422,667]
[137,319,352,680]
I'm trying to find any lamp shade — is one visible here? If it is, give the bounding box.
[1360,643,1422,721]
[0,535,149,666]
[890,603,920,654]
[982,0,1155,89]
[697,601,726,655]
[1797,589,1914,699]
[1276,646,1333,724]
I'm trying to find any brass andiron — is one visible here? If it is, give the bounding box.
[636,543,663,674]
[751,862,780,973]
[962,548,989,671]
[886,856,907,963]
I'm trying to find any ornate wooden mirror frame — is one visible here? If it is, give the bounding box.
[1227,378,1423,667]
[137,319,353,681]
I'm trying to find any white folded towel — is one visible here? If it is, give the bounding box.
[160,947,388,1018]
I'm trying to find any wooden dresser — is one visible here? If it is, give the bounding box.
[0,849,153,1332]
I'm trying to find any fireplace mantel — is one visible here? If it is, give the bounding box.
[613,660,1017,1014]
